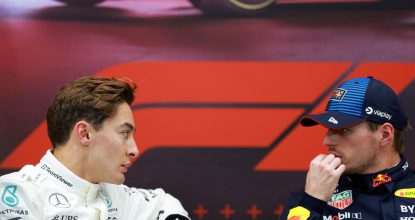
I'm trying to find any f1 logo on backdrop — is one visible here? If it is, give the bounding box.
[1,62,414,170]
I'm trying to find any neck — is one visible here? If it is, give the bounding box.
[364,151,400,174]
[380,152,401,171]
[53,144,95,183]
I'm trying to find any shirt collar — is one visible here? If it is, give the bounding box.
[36,150,100,200]
[345,155,410,192]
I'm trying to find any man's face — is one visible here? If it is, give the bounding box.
[323,121,381,174]
[88,102,138,184]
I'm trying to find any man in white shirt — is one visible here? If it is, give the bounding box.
[0,76,190,220]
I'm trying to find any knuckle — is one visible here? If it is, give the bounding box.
[316,163,328,172]
[310,160,318,167]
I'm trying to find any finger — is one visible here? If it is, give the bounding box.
[321,154,336,165]
[334,164,346,176]
[312,154,327,163]
[310,155,328,169]
[328,157,342,170]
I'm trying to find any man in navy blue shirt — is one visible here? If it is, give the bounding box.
[280,76,414,220]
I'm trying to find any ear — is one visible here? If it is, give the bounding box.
[74,120,91,146]
[379,123,394,148]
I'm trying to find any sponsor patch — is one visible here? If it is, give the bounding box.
[0,208,29,215]
[52,215,78,220]
[395,189,415,198]
[372,174,392,188]
[49,193,71,208]
[1,185,19,207]
[402,162,409,171]
[41,164,73,188]
[323,212,362,220]
[327,190,353,210]
[365,106,392,120]
[331,88,347,101]
[287,206,310,220]
[328,117,338,124]
[100,191,112,208]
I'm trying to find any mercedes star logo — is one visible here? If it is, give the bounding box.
[49,193,71,208]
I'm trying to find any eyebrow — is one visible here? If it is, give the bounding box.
[121,122,136,132]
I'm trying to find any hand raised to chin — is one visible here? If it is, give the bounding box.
[305,154,346,201]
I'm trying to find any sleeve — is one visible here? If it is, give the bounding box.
[108,184,190,220]
[0,169,43,220]
[279,190,326,220]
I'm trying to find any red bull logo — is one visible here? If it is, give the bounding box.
[372,174,392,188]
[331,88,347,101]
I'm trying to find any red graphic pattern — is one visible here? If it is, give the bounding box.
[220,204,236,220]
[1,62,414,171]
[193,203,284,220]
[194,204,208,219]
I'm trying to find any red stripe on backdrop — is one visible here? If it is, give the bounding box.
[134,108,303,149]
[96,62,350,103]
[2,62,413,170]
[256,63,415,171]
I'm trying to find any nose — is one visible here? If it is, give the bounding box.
[323,129,337,148]
[128,138,139,158]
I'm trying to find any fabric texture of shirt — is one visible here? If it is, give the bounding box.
[280,156,415,220]
[0,150,190,220]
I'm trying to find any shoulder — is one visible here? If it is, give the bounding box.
[0,165,45,218]
[1,165,41,185]
[101,184,189,220]
[0,164,47,194]
[101,183,167,202]
[286,188,307,201]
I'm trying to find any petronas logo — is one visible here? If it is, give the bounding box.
[100,190,112,208]
[1,185,19,207]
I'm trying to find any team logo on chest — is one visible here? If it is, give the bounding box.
[327,190,353,210]
[49,193,71,208]
[372,173,392,188]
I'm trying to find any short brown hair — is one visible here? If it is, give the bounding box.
[366,120,407,153]
[46,77,136,147]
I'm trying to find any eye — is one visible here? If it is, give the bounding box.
[121,130,130,139]
[327,128,350,135]
[340,128,350,135]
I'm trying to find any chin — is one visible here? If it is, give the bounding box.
[116,175,126,184]
[102,176,125,185]
[112,178,125,185]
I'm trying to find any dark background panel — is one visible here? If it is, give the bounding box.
[1,1,415,219]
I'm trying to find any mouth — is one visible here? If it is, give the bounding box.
[120,163,131,173]
[328,150,341,158]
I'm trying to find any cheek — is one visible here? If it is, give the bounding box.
[107,140,128,161]
[347,136,376,159]
[102,142,122,160]
[94,136,121,158]
[348,131,373,148]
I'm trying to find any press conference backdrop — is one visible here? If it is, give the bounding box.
[0,62,414,220]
